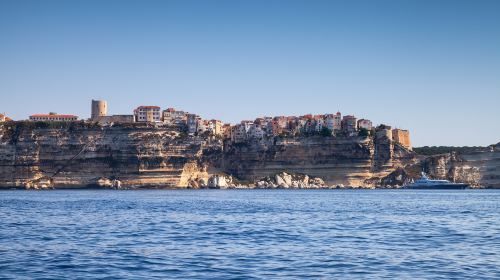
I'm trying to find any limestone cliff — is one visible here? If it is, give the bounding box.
[220,132,415,187]
[380,144,500,188]
[0,122,497,188]
[0,122,213,188]
[458,143,500,188]
[421,144,500,188]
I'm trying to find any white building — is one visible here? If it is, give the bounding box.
[315,118,325,132]
[207,120,223,136]
[134,106,161,122]
[240,120,254,132]
[325,115,335,131]
[187,114,200,134]
[248,124,265,139]
[357,119,373,130]
[231,124,247,143]
[162,108,187,125]
[333,112,342,131]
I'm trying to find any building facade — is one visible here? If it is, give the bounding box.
[187,114,200,134]
[162,108,187,126]
[341,115,358,132]
[357,119,373,130]
[333,112,342,131]
[134,106,161,122]
[248,124,265,139]
[231,124,247,143]
[207,120,223,136]
[29,113,78,122]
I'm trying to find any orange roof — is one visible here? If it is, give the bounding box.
[165,107,175,112]
[30,114,78,118]
[137,106,160,109]
[0,114,12,121]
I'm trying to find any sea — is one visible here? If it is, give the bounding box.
[1,189,499,279]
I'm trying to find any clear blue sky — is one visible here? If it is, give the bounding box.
[1,0,499,146]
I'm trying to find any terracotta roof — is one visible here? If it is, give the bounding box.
[0,114,12,121]
[165,108,175,112]
[30,114,78,118]
[137,106,160,109]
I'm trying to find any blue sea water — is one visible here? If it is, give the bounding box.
[0,190,499,279]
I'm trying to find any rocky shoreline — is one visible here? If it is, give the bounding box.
[15,171,489,190]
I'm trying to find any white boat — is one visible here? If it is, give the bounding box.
[405,172,469,189]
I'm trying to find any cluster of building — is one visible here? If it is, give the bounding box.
[228,113,374,143]
[2,99,411,149]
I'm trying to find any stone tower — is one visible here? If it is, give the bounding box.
[91,100,107,120]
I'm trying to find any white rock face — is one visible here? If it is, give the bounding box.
[275,174,286,186]
[282,172,292,186]
[311,177,325,186]
[208,175,228,188]
[97,177,113,188]
[112,179,122,189]
[255,172,328,189]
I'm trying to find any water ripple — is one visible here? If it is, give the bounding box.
[0,189,499,279]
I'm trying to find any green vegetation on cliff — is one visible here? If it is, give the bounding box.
[413,146,484,156]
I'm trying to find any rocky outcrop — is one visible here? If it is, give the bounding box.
[254,172,329,189]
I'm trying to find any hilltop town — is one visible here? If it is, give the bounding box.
[1,100,497,189]
[1,99,412,150]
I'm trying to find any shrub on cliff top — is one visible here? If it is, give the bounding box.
[413,146,485,155]
[358,128,370,137]
[320,127,333,137]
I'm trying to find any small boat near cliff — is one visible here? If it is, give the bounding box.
[405,172,469,190]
